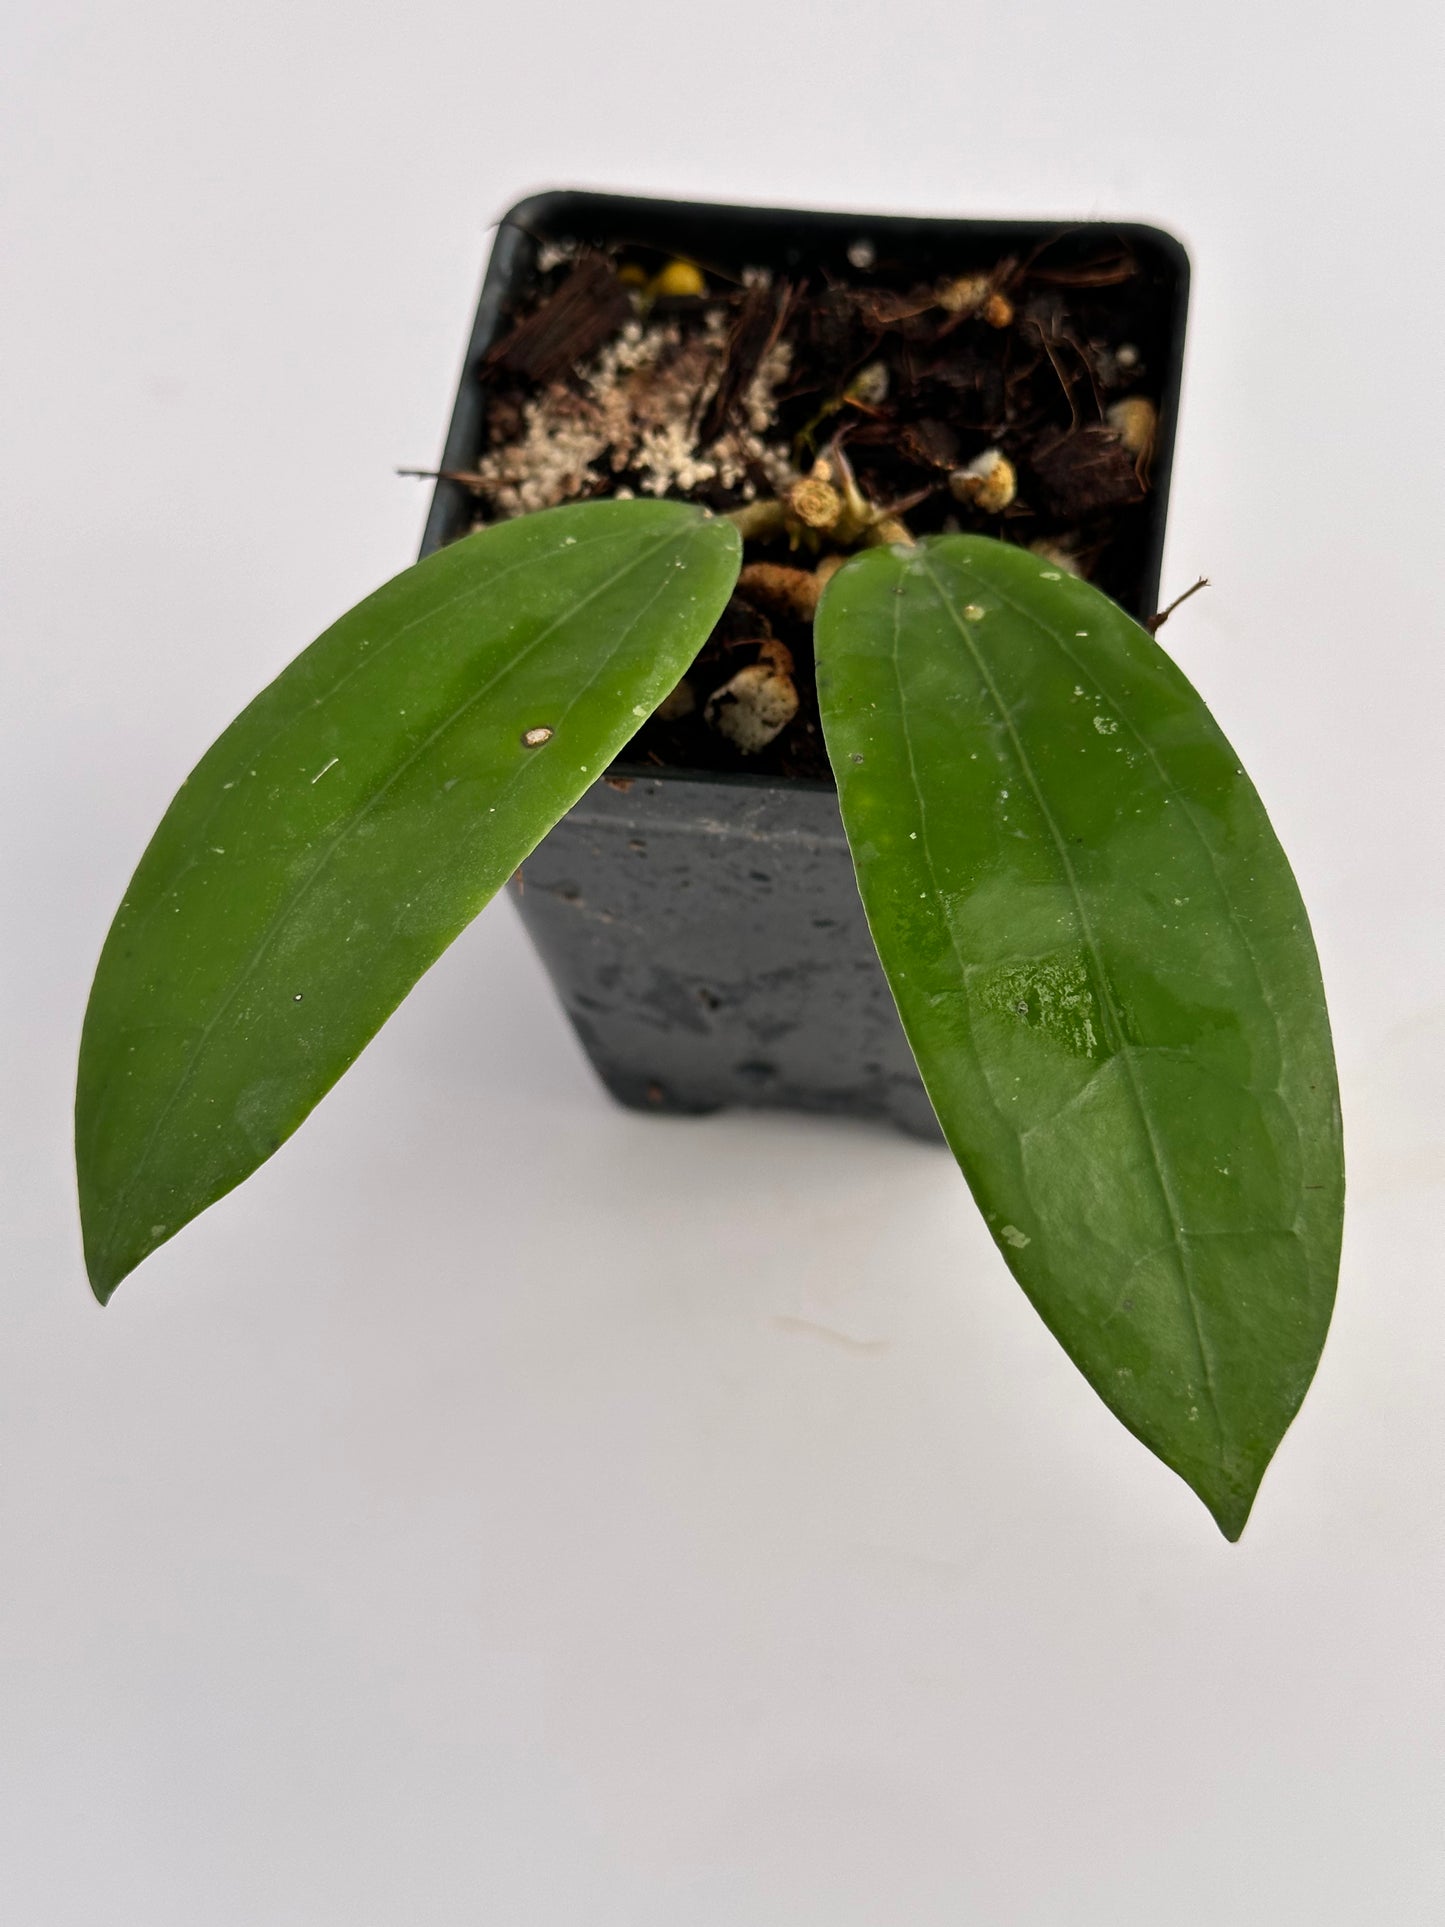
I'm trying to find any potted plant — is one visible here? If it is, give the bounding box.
[75,192,1342,1542]
[427,194,1192,1139]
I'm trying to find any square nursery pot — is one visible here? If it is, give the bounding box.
[422,191,1189,1140]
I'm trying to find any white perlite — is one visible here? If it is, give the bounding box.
[473,312,794,517]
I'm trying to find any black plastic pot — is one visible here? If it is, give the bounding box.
[422,191,1189,1138]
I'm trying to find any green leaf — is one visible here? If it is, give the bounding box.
[77,499,741,1301]
[816,535,1342,1538]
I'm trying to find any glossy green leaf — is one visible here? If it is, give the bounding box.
[77,499,741,1301]
[816,535,1342,1538]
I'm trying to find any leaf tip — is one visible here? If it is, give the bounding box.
[1198,1472,1260,1544]
[79,1190,157,1305]
[87,1269,119,1308]
[82,1229,134,1307]
[1212,1505,1250,1544]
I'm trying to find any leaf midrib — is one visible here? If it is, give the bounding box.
[917,549,1226,1456]
[974,552,1316,1239]
[101,525,631,971]
[91,522,698,1283]
[976,554,1290,1095]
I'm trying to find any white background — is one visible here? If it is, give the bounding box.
[4,4,1443,1921]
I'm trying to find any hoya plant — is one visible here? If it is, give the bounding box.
[76,497,1342,1540]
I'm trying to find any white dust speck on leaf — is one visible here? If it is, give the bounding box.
[999,1224,1031,1249]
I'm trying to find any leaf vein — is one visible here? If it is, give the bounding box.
[918,551,1227,1454]
[94,523,698,1274]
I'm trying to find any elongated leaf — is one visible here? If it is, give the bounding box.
[816,535,1342,1538]
[77,500,741,1301]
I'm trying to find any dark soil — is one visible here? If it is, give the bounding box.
[439,231,1172,782]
